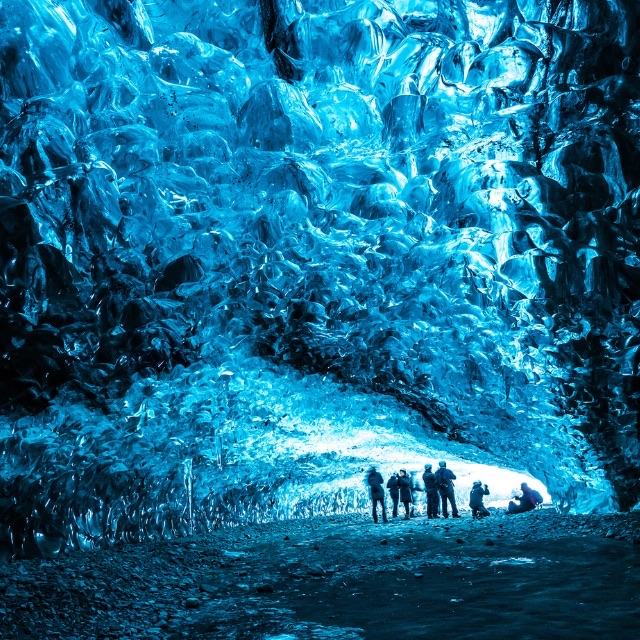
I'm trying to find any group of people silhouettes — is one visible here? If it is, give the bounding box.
[367,461,542,523]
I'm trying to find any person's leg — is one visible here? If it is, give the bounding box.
[450,490,460,517]
[432,491,441,517]
[472,507,478,519]
[403,501,410,519]
[440,491,449,517]
[392,497,399,518]
[508,500,522,514]
[427,492,435,518]
[480,505,490,517]
[381,498,388,523]
[372,498,378,523]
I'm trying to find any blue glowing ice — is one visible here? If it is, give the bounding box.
[1,0,639,557]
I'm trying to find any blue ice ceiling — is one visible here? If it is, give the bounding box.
[1,0,640,556]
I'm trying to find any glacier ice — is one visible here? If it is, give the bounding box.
[1,0,640,557]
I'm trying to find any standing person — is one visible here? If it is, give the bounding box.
[409,471,423,517]
[434,460,460,518]
[366,467,388,524]
[469,481,490,519]
[386,473,400,518]
[422,463,440,519]
[507,482,538,514]
[397,469,412,520]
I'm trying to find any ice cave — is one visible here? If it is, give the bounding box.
[0,0,639,638]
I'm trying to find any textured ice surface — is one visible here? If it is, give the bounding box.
[1,0,640,556]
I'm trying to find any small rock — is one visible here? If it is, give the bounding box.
[456,538,465,544]
[605,530,617,539]
[284,535,290,541]
[485,539,495,546]
[414,573,424,579]
[185,598,200,609]
[256,583,275,594]
[199,583,218,594]
[313,544,319,551]
[380,539,388,546]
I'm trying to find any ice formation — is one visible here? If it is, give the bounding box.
[1,0,639,557]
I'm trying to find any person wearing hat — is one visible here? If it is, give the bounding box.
[386,472,400,518]
[507,482,538,514]
[422,463,440,519]
[434,460,460,518]
[366,466,388,524]
[469,481,490,519]
[397,469,413,520]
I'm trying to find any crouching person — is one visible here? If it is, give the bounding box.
[507,482,538,514]
[469,481,490,519]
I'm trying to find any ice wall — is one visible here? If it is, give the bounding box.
[1,0,639,556]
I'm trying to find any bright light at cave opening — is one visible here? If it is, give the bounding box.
[368,453,551,510]
[286,424,551,513]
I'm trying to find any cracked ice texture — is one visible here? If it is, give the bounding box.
[1,0,640,556]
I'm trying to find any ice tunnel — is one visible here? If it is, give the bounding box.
[1,0,640,558]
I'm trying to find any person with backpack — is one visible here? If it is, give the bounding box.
[422,463,440,518]
[397,469,413,520]
[434,460,460,518]
[469,481,490,518]
[507,482,539,514]
[366,466,388,523]
[386,473,400,518]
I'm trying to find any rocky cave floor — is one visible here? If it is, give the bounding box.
[1,509,639,640]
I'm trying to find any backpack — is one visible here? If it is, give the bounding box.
[435,469,449,490]
[532,489,543,505]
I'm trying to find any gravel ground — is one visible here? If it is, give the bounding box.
[1,508,639,639]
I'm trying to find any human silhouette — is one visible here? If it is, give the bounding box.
[469,481,490,519]
[386,473,400,518]
[422,463,440,518]
[397,469,412,520]
[434,460,460,518]
[367,466,388,523]
[507,482,538,514]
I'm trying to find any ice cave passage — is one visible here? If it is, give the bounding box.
[1,0,640,558]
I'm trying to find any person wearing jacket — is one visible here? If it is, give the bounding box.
[367,467,388,523]
[434,460,460,518]
[422,463,440,519]
[469,481,490,518]
[386,473,400,518]
[397,469,413,520]
[508,482,538,514]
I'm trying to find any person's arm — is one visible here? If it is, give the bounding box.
[484,486,490,495]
